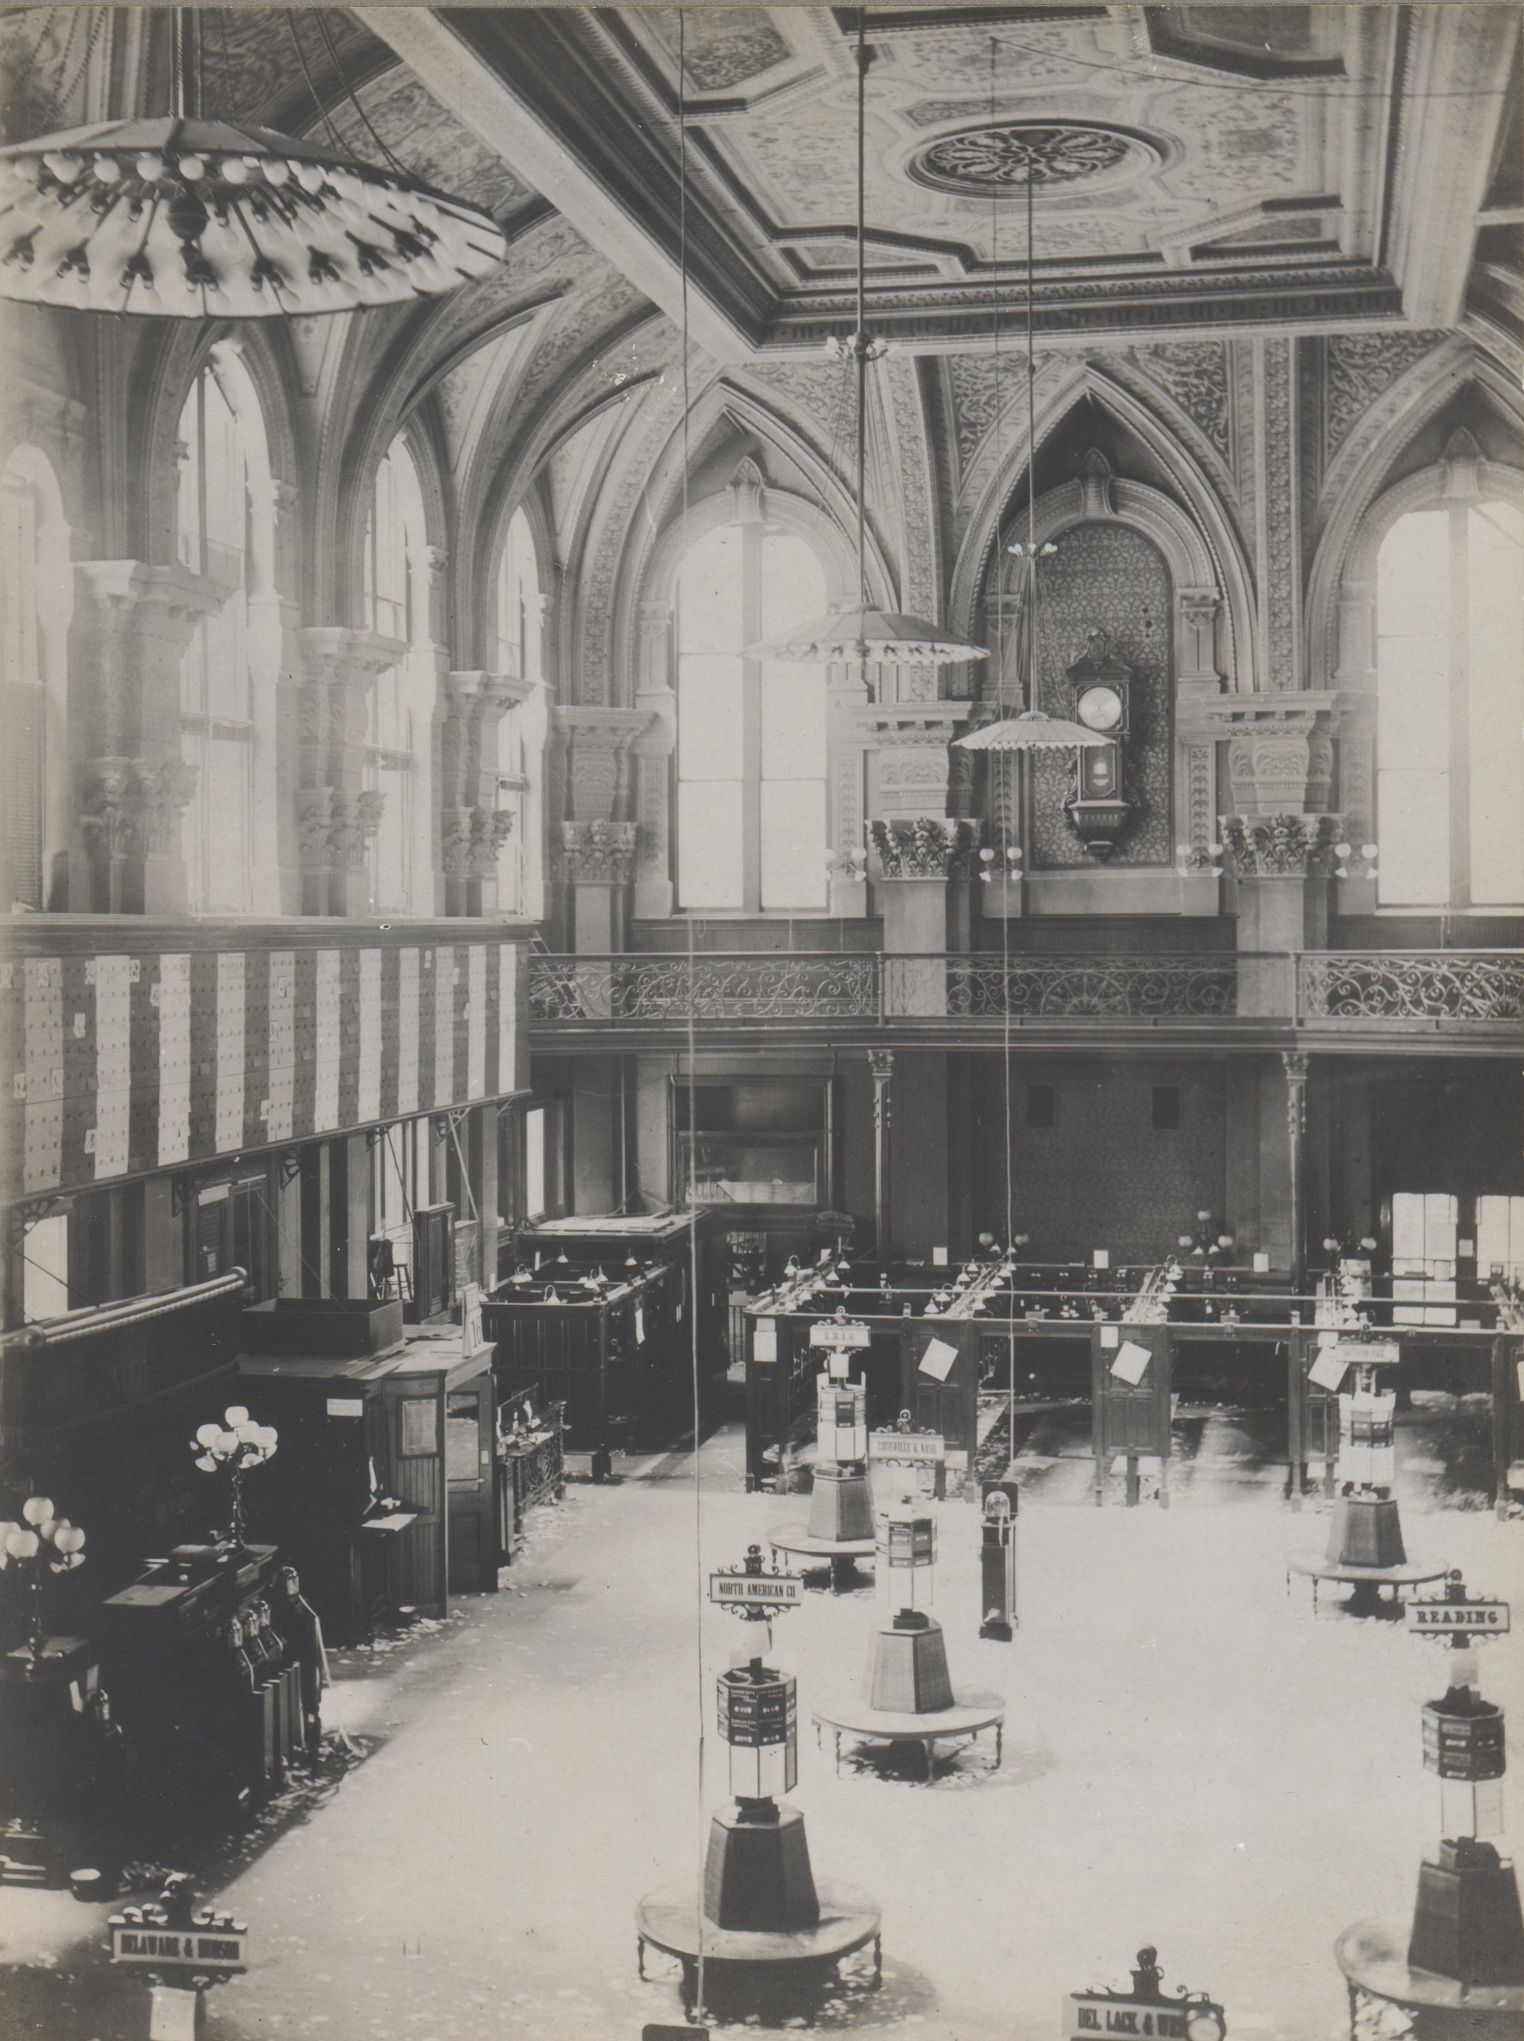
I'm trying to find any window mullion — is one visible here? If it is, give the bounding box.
[741,520,763,915]
[1448,502,1471,908]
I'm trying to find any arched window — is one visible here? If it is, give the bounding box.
[492,507,546,916]
[2,444,71,910]
[176,354,276,913]
[1375,492,1524,908]
[363,437,436,915]
[675,518,830,912]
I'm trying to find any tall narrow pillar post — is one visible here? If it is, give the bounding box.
[1283,1051,1309,1295]
[869,1049,894,1281]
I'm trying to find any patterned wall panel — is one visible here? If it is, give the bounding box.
[3,937,522,1205]
[1030,522,1174,869]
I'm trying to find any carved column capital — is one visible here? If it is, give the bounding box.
[444,806,514,879]
[296,786,385,870]
[1220,812,1340,878]
[79,754,199,862]
[867,816,980,880]
[561,818,637,883]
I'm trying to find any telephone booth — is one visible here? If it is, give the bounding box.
[899,1320,979,1458]
[1089,1322,1173,1507]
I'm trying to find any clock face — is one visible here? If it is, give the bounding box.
[1076,684,1124,732]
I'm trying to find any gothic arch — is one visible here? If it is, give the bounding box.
[1317,434,1524,693]
[949,363,1254,691]
[1305,353,1518,689]
[601,377,890,711]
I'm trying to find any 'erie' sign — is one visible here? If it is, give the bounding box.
[1065,1997,1194,2039]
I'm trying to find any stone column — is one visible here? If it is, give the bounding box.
[1198,695,1343,1017]
[441,670,534,917]
[72,560,222,913]
[553,706,651,954]
[858,703,976,1011]
[294,627,399,915]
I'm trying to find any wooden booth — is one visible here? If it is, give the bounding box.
[517,1210,727,1365]
[238,1299,497,1643]
[482,1260,688,1451]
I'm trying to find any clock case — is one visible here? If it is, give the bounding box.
[1064,629,1134,858]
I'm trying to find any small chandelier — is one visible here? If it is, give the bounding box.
[0,11,504,318]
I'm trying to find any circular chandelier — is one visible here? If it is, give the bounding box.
[0,114,507,317]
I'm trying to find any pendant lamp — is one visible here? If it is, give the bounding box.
[0,10,505,317]
[746,13,986,692]
[954,125,1103,757]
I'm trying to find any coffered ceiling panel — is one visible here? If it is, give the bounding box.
[361,4,1518,358]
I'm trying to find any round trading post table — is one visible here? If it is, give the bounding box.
[766,1527,875,1594]
[811,1689,1006,1784]
[636,1880,882,2013]
[1335,1920,1524,2039]
[1287,1553,1450,1618]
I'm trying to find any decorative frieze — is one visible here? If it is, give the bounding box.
[561,818,637,883]
[1188,694,1338,818]
[1219,813,1340,879]
[867,817,980,880]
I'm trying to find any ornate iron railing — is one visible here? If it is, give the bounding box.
[527,952,881,1022]
[935,955,1237,1018]
[1297,951,1524,1022]
[528,952,1240,1024]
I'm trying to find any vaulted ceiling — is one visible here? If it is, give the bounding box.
[4,5,1516,366]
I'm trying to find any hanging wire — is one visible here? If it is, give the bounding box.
[675,11,707,2022]
[285,11,344,154]
[987,36,1019,1457]
[314,8,409,179]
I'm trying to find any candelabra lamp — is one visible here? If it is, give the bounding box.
[1408,1577,1524,1986]
[191,1406,277,1547]
[0,1498,87,1665]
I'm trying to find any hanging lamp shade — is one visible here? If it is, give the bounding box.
[955,708,1110,751]
[0,116,506,317]
[748,604,987,667]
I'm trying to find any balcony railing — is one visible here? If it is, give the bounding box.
[528,952,1239,1025]
[1297,951,1524,1023]
[530,948,1524,1032]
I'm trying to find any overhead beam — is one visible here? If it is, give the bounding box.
[353,5,760,361]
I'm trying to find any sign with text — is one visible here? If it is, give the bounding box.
[1065,1996,1209,2039]
[110,1924,248,1973]
[869,1431,944,1464]
[1407,1599,1510,1635]
[709,1573,803,1610]
[918,1336,959,1382]
[1109,1340,1152,1386]
[809,1320,871,1348]
[1336,1340,1400,1366]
